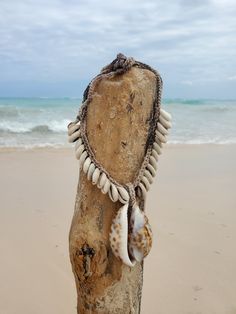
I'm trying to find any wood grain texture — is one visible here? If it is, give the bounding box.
[69,66,156,313]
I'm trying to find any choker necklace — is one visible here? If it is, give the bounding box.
[68,54,172,267]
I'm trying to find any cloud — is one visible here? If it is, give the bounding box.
[0,0,235,97]
[228,75,236,81]
[181,80,193,86]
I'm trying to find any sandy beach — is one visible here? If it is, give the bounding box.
[0,144,235,314]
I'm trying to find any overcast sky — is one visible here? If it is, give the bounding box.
[0,0,235,98]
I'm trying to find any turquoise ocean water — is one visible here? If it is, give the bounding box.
[0,98,235,148]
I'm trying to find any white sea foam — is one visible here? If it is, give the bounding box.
[169,139,236,145]
[0,119,70,133]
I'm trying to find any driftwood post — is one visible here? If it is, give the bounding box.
[69,55,157,313]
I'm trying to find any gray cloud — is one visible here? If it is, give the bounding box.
[0,0,235,97]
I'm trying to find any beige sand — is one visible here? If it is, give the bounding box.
[0,145,235,314]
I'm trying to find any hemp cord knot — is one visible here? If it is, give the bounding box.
[101,53,135,75]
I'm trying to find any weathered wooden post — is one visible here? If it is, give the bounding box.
[68,54,171,313]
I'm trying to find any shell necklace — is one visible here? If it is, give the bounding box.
[68,54,172,267]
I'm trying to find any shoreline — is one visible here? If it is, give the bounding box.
[0,142,236,153]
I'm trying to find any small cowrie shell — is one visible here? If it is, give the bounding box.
[157,122,168,135]
[67,123,80,136]
[83,157,91,174]
[79,151,88,166]
[75,138,83,150]
[92,168,100,185]
[149,156,158,170]
[117,186,129,204]
[138,182,147,199]
[109,184,119,202]
[147,164,156,177]
[68,130,81,143]
[152,149,159,161]
[97,172,107,189]
[159,115,172,129]
[144,169,154,184]
[156,130,167,143]
[87,163,95,181]
[141,176,150,191]
[153,142,162,155]
[102,179,110,194]
[160,109,172,121]
[75,144,85,160]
